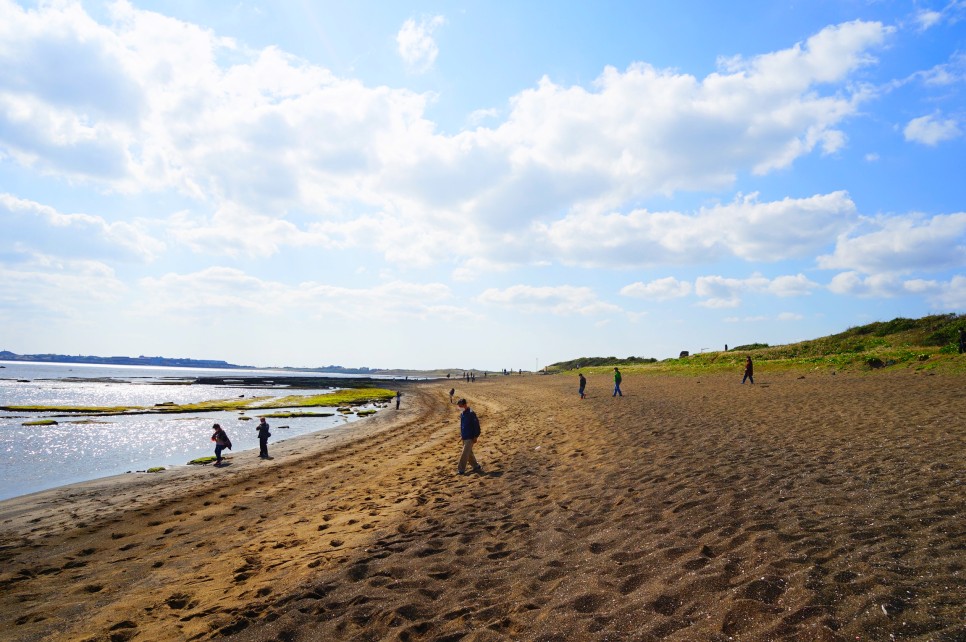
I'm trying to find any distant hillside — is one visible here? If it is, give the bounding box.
[546,313,966,374]
[0,351,245,369]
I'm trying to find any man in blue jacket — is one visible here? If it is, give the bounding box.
[456,398,483,475]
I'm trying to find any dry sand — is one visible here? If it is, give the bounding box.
[0,370,963,641]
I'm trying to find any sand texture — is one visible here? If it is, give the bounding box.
[0,370,963,641]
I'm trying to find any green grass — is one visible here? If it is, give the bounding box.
[23,419,58,426]
[356,409,377,416]
[260,411,335,418]
[1,388,397,416]
[187,456,217,465]
[547,313,966,376]
[258,388,396,409]
[146,467,165,473]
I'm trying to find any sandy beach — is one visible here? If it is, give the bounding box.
[0,370,963,641]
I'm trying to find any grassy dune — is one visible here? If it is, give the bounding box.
[549,313,966,375]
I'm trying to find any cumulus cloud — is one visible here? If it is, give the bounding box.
[829,272,966,309]
[541,191,857,268]
[818,212,966,274]
[620,277,693,300]
[0,4,894,266]
[396,15,445,73]
[828,271,924,298]
[904,114,962,145]
[0,250,126,316]
[138,267,463,320]
[695,273,819,307]
[477,285,621,315]
[0,193,165,261]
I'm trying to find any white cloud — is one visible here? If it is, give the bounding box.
[138,267,464,320]
[396,15,445,73]
[918,52,966,86]
[827,272,966,309]
[477,285,621,315]
[911,2,966,32]
[913,9,944,31]
[904,114,962,145]
[0,6,894,268]
[0,250,126,316]
[542,191,857,268]
[620,277,692,300]
[0,193,165,261]
[695,273,819,307]
[828,271,923,298]
[930,275,966,308]
[818,212,966,274]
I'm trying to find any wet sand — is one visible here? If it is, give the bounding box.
[0,370,963,641]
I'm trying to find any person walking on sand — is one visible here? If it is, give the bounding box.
[578,372,587,399]
[449,388,455,403]
[613,367,623,397]
[395,390,402,410]
[742,356,754,384]
[959,327,966,354]
[456,398,483,475]
[211,423,232,466]
[256,417,271,458]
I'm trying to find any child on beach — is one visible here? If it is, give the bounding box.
[578,372,586,399]
[211,424,232,466]
[449,388,455,403]
[742,356,754,384]
[613,367,623,397]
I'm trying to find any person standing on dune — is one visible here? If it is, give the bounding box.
[613,367,623,397]
[578,372,587,399]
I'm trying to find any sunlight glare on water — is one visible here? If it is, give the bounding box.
[0,362,394,501]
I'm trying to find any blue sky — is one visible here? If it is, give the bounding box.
[1,1,964,370]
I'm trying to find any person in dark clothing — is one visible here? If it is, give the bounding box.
[449,388,455,403]
[395,391,402,409]
[456,398,482,475]
[959,328,966,354]
[578,372,587,399]
[211,423,231,466]
[742,356,754,384]
[256,417,271,458]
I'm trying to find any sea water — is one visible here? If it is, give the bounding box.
[0,362,396,501]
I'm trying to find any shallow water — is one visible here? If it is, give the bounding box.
[0,362,394,501]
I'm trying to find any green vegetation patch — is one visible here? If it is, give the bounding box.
[261,411,335,419]
[23,419,58,426]
[146,467,165,473]
[259,388,396,409]
[187,456,217,465]
[0,388,395,416]
[356,409,377,416]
